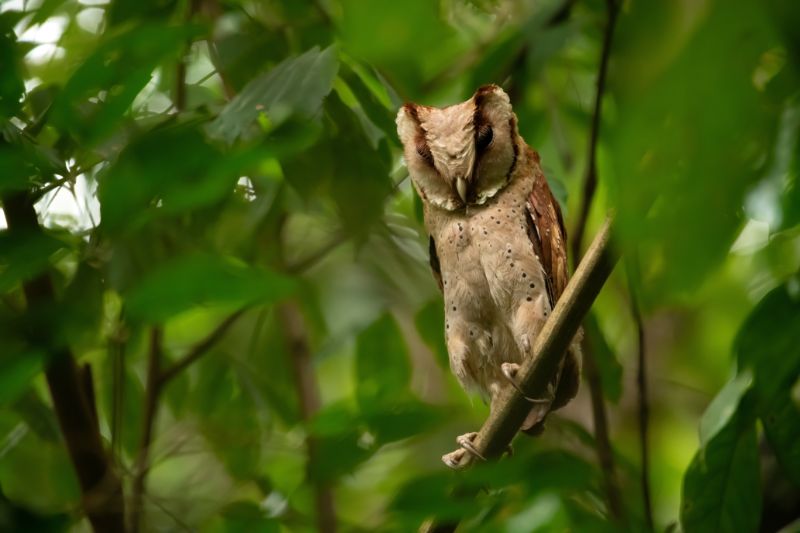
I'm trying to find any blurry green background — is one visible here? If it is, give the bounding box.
[1,0,799,531]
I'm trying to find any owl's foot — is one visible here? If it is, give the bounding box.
[500,363,551,404]
[442,432,485,468]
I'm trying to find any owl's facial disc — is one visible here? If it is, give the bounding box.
[396,84,519,211]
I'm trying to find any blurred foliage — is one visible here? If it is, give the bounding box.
[0,0,799,531]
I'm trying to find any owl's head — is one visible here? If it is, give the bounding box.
[396,84,520,211]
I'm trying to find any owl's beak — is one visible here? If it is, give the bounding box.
[456,177,468,204]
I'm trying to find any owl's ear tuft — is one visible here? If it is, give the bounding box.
[396,103,421,144]
[473,84,511,113]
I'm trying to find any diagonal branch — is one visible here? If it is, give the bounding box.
[158,309,246,386]
[421,215,619,533]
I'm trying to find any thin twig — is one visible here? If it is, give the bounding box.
[564,0,624,522]
[158,309,246,385]
[278,302,337,533]
[571,0,618,261]
[420,216,619,532]
[627,255,654,530]
[582,342,624,521]
[130,327,163,533]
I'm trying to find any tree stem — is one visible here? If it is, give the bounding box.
[1,191,126,532]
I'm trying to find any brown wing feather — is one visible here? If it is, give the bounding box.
[524,149,569,307]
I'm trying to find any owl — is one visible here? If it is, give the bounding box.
[396,84,581,467]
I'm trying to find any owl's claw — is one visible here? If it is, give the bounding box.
[442,432,486,468]
[456,432,485,461]
[501,362,550,404]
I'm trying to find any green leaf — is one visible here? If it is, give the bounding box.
[735,281,800,484]
[736,282,800,407]
[609,0,790,297]
[209,46,339,144]
[584,312,622,403]
[99,123,267,233]
[414,298,449,369]
[338,61,398,142]
[0,13,24,120]
[51,23,202,144]
[355,313,411,406]
[125,254,295,323]
[698,371,753,448]
[0,352,44,406]
[0,230,67,292]
[212,501,279,533]
[761,393,800,486]
[681,379,760,533]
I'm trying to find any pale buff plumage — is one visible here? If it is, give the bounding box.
[396,86,581,462]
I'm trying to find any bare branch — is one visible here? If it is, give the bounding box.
[582,342,624,520]
[627,255,654,530]
[130,327,163,533]
[158,309,246,386]
[420,215,619,532]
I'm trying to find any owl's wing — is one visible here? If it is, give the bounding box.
[429,236,444,292]
[525,151,569,308]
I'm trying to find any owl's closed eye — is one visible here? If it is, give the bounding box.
[396,84,519,210]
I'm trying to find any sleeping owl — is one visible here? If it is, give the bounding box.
[396,84,581,467]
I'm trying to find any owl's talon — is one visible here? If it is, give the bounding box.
[456,432,486,461]
[442,448,466,469]
[501,362,550,404]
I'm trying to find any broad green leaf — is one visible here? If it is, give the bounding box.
[0,352,43,405]
[338,61,398,142]
[51,23,202,144]
[584,312,622,403]
[0,230,67,292]
[125,254,295,322]
[106,0,179,27]
[213,17,289,93]
[355,313,411,406]
[736,282,800,407]
[761,393,800,486]
[209,46,338,144]
[324,92,393,234]
[99,123,266,233]
[414,298,448,369]
[0,13,24,120]
[307,402,376,483]
[336,0,459,97]
[681,380,760,533]
[735,281,800,483]
[698,371,753,448]
[0,423,80,513]
[205,501,279,533]
[609,0,794,297]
